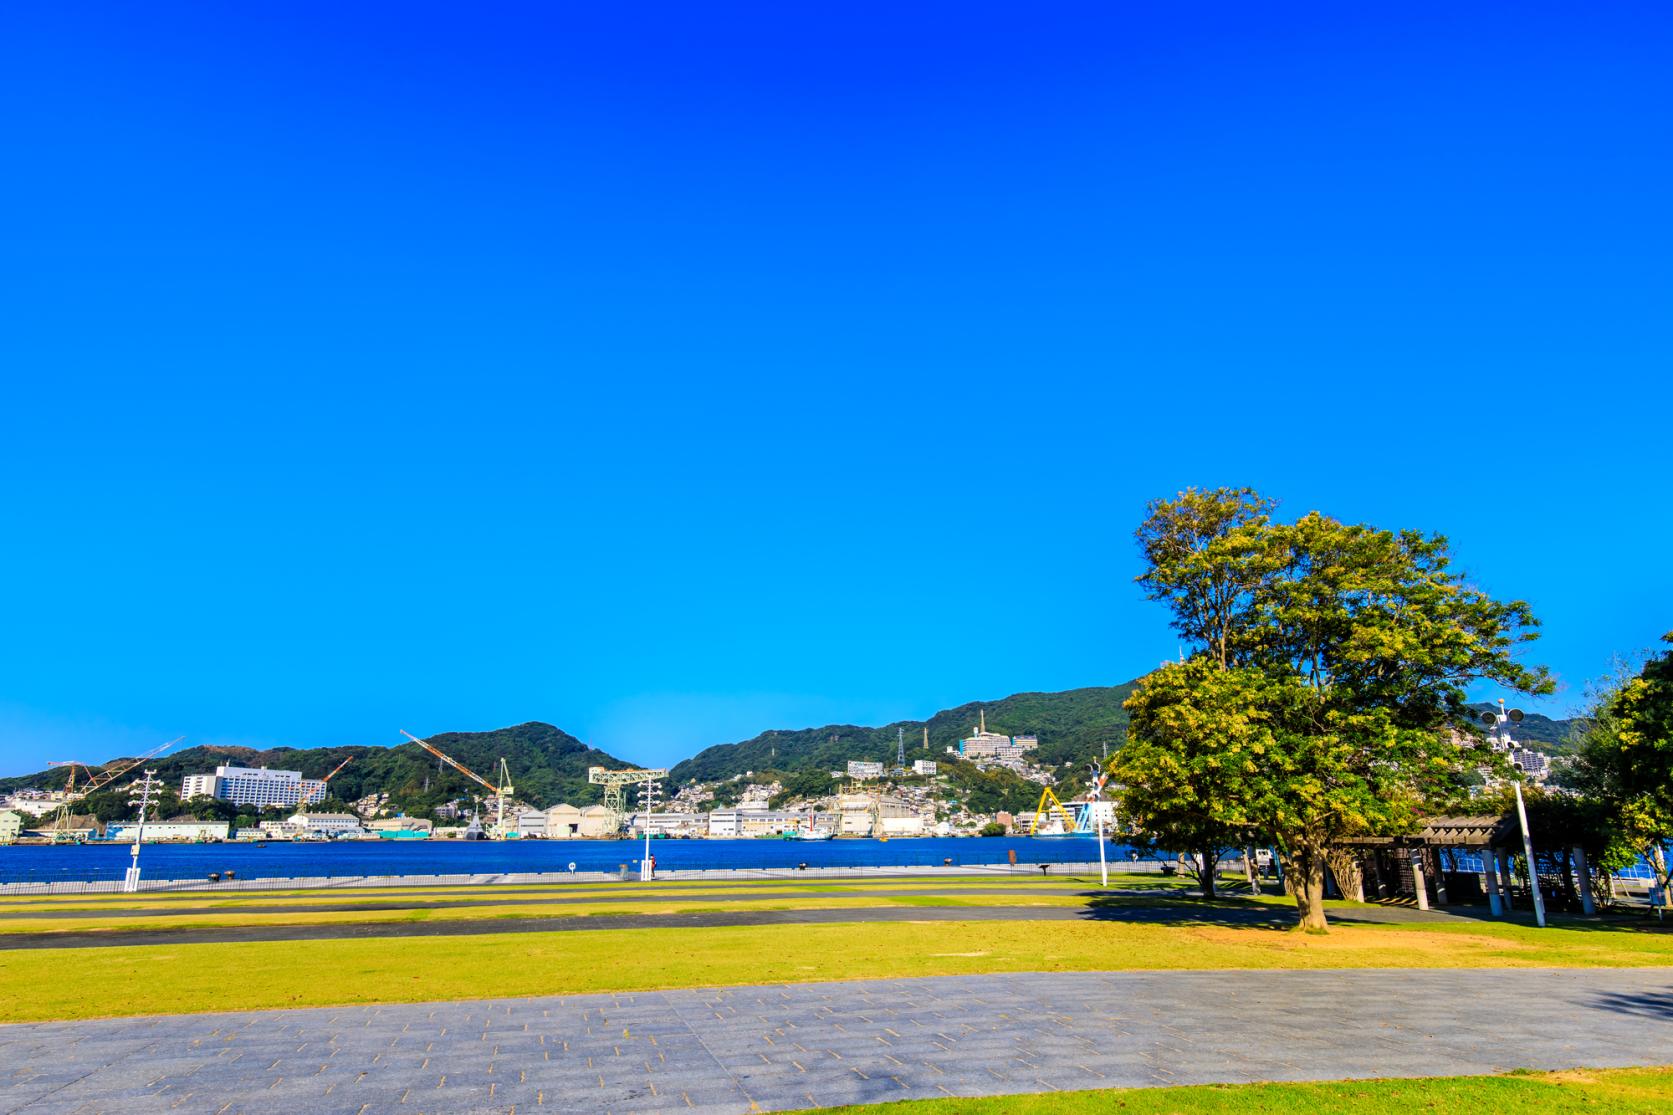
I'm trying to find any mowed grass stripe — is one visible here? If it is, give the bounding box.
[0,871,1185,909]
[3,918,1672,1023]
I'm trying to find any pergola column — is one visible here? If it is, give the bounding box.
[1573,846,1596,915]
[1483,852,1503,916]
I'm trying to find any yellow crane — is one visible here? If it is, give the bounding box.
[46,738,183,841]
[1029,786,1078,837]
[399,730,514,839]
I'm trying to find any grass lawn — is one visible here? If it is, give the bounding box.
[0,871,1193,910]
[0,887,1161,934]
[3,916,1672,1023]
[801,1066,1673,1113]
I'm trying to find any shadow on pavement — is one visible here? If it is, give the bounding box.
[1591,989,1673,1021]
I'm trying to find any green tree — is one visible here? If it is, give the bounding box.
[1135,487,1281,670]
[1120,490,1550,931]
[1114,659,1269,898]
[770,770,836,807]
[1572,636,1673,902]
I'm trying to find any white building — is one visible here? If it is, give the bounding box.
[630,812,705,837]
[959,712,1039,760]
[846,761,884,780]
[105,821,229,843]
[182,766,327,809]
[290,812,362,837]
[912,759,938,776]
[538,803,616,839]
[180,774,218,800]
[0,810,22,845]
[707,808,814,837]
[0,795,64,818]
[707,808,744,837]
[1511,748,1551,781]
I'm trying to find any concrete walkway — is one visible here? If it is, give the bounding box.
[3,968,1671,1114]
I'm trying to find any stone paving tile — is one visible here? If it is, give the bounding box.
[6,968,1673,1113]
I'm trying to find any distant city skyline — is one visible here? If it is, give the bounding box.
[3,4,1670,776]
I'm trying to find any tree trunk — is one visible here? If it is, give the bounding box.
[1198,847,1217,899]
[1558,847,1577,911]
[1290,842,1330,932]
[1323,849,1364,903]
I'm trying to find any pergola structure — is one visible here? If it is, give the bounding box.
[1331,814,1600,917]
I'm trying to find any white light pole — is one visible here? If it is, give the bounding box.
[123,769,163,893]
[1491,700,1546,928]
[1511,778,1546,928]
[641,774,658,881]
[1088,763,1108,888]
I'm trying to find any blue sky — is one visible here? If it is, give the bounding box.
[2,3,1669,775]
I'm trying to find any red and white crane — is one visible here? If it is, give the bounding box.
[400,730,515,840]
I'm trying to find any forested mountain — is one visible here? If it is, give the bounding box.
[670,683,1140,785]
[0,723,631,815]
[2,685,1581,821]
[2,685,1138,813]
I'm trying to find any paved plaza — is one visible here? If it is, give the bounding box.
[3,967,1671,1114]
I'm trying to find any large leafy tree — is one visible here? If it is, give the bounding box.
[1135,487,1281,670]
[1572,636,1673,902]
[1115,658,1269,898]
[1117,489,1550,931]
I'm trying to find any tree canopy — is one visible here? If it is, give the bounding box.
[1571,635,1673,897]
[1113,488,1551,930]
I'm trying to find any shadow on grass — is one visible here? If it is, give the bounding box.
[1074,893,1673,936]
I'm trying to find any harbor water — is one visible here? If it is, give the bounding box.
[0,836,1144,886]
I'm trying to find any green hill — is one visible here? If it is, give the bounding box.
[2,683,1141,819]
[0,723,632,816]
[669,682,1140,785]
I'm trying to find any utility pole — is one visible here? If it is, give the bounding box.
[123,770,164,893]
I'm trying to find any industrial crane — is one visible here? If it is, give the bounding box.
[1028,786,1079,837]
[298,755,355,814]
[588,765,668,836]
[45,738,183,840]
[399,730,514,840]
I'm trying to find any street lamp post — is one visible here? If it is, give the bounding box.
[641,774,659,882]
[1489,700,1546,928]
[123,769,163,894]
[1088,763,1108,888]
